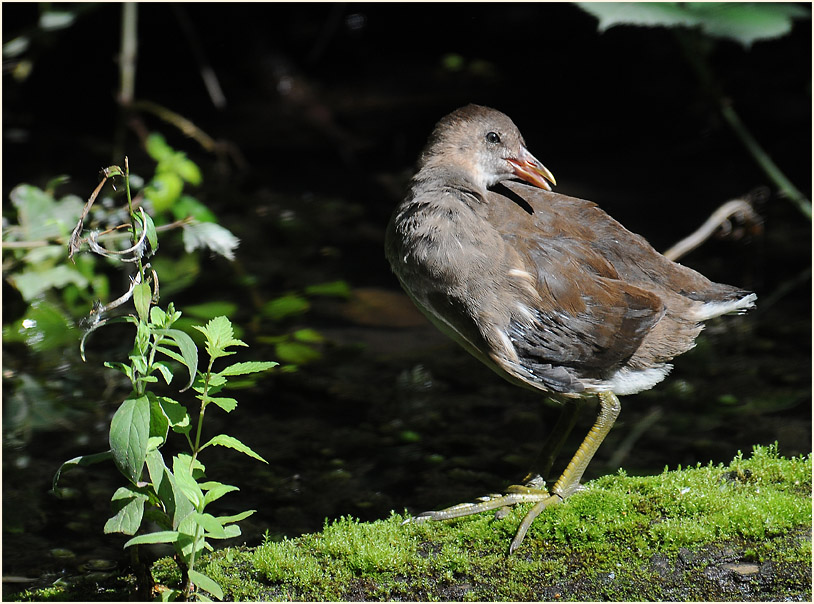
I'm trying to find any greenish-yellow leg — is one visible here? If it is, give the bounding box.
[410,392,621,554]
[525,396,588,483]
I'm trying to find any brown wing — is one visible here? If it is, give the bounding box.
[486,183,668,385]
[500,181,750,304]
[504,234,666,379]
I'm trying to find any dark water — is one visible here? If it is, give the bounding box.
[2,3,811,597]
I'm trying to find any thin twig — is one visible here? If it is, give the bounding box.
[663,198,762,261]
[118,3,138,106]
[6,217,193,251]
[171,4,227,109]
[68,171,116,260]
[130,100,217,152]
[719,102,811,219]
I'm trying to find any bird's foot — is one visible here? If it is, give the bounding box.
[405,478,572,554]
[406,477,552,524]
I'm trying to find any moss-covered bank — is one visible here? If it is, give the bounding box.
[11,444,812,601]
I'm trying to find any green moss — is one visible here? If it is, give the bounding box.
[202,444,811,601]
[12,445,811,601]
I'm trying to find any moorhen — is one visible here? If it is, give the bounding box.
[385,104,756,553]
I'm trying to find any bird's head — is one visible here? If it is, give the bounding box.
[419,104,556,193]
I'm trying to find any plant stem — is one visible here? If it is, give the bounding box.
[114,3,138,160]
[119,3,138,106]
[122,158,147,281]
[191,357,215,465]
[719,102,811,219]
[675,30,811,220]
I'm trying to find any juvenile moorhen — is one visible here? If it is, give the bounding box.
[385,104,756,553]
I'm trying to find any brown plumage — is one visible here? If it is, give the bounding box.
[386,104,755,553]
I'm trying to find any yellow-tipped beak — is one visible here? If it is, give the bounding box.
[508,147,556,191]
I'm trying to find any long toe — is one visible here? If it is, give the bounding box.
[408,483,553,523]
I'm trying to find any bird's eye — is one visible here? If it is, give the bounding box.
[485,131,501,144]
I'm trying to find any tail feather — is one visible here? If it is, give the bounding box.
[694,292,756,321]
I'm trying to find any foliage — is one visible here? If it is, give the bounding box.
[575,1,811,219]
[2,135,238,332]
[52,160,276,601]
[575,2,810,48]
[2,136,245,446]
[258,280,349,368]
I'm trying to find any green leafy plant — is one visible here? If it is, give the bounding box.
[53,160,276,601]
[3,133,238,333]
[575,1,811,219]
[575,2,808,47]
[2,135,242,445]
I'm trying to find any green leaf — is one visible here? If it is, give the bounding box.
[146,449,195,530]
[182,221,240,260]
[124,530,180,548]
[133,281,152,322]
[157,587,181,601]
[145,133,174,162]
[188,570,224,601]
[131,354,149,376]
[153,361,174,385]
[155,345,185,366]
[173,455,204,508]
[175,158,203,186]
[304,280,351,298]
[8,184,84,242]
[214,509,255,525]
[207,397,238,413]
[577,2,699,30]
[275,340,322,365]
[200,434,267,463]
[172,195,218,223]
[194,512,228,538]
[193,373,227,397]
[262,294,310,321]
[176,517,210,561]
[193,316,244,353]
[146,172,184,213]
[5,299,78,352]
[9,265,89,301]
[183,301,238,320]
[149,305,167,327]
[202,483,239,507]
[157,396,190,432]
[149,393,170,446]
[109,395,151,484]
[575,2,809,47]
[145,448,167,491]
[155,328,199,391]
[688,2,809,47]
[142,507,172,531]
[104,485,148,535]
[136,210,159,255]
[220,524,242,539]
[293,328,324,344]
[219,361,278,376]
[53,451,112,491]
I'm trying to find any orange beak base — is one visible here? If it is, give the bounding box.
[508,147,556,191]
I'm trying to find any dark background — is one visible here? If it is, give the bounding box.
[2,2,811,592]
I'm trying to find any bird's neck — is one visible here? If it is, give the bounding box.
[411,162,488,206]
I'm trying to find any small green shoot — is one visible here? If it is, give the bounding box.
[53,159,277,601]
